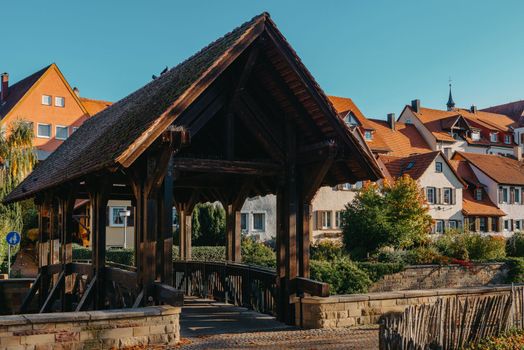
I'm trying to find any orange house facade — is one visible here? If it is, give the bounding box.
[0,63,110,159]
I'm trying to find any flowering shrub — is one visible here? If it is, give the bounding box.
[466,328,524,349]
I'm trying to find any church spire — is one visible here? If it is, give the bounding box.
[446,82,455,111]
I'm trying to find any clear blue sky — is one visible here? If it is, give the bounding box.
[3,0,524,119]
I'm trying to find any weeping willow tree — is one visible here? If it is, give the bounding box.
[0,120,36,268]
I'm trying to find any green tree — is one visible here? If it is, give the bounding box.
[0,121,37,268]
[342,175,432,259]
[191,202,225,246]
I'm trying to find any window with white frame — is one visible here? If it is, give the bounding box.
[435,162,443,173]
[252,213,265,231]
[490,132,498,143]
[479,217,487,232]
[42,95,52,106]
[502,187,509,203]
[515,187,521,204]
[55,96,65,107]
[475,188,483,201]
[471,131,480,141]
[364,130,372,140]
[504,219,510,231]
[109,206,126,227]
[505,135,512,144]
[71,126,79,133]
[434,220,444,233]
[448,220,457,229]
[516,220,522,231]
[426,187,436,204]
[443,187,452,205]
[320,211,332,229]
[37,123,51,138]
[341,183,352,190]
[240,213,249,232]
[335,211,342,228]
[55,125,68,140]
[344,113,358,127]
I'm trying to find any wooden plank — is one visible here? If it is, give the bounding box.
[19,273,41,313]
[105,267,138,289]
[76,275,97,312]
[173,158,281,176]
[39,271,65,313]
[133,289,144,308]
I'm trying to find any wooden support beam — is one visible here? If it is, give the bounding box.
[19,273,41,313]
[59,187,77,312]
[157,156,174,285]
[39,271,65,313]
[76,275,97,311]
[303,142,337,203]
[173,158,281,176]
[153,282,184,306]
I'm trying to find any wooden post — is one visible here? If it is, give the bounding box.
[299,202,311,278]
[178,206,192,261]
[37,196,51,308]
[157,156,174,285]
[225,203,241,262]
[88,180,109,310]
[58,189,76,311]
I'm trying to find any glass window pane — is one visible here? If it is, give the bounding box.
[37,124,51,137]
[56,126,68,140]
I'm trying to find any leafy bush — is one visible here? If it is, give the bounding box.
[172,246,225,262]
[505,257,524,284]
[506,231,524,257]
[435,231,506,262]
[467,235,506,261]
[466,328,524,350]
[310,257,372,295]
[72,244,135,266]
[191,203,226,246]
[311,240,344,261]
[405,245,442,265]
[342,177,432,259]
[372,246,408,264]
[356,261,404,282]
[241,237,276,268]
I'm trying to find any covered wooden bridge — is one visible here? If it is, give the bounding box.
[6,13,381,324]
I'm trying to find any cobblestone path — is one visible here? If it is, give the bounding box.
[175,298,379,350]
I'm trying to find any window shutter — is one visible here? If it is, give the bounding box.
[510,187,515,204]
[522,187,524,204]
[437,188,442,204]
[314,211,320,230]
[499,187,503,204]
[106,206,110,226]
[452,189,456,205]
[127,206,134,227]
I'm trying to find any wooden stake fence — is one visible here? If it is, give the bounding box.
[379,286,524,350]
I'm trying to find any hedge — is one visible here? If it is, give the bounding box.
[72,244,135,266]
[356,261,405,282]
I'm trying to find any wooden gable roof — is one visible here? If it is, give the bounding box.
[6,13,382,203]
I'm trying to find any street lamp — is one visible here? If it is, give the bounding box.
[119,209,131,249]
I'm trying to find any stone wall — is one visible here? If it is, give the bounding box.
[369,263,508,292]
[0,279,34,315]
[294,284,519,329]
[0,305,181,349]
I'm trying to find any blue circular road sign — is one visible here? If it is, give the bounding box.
[6,231,21,246]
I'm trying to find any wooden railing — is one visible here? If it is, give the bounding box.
[173,260,329,317]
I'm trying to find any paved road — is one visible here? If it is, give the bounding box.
[176,298,379,350]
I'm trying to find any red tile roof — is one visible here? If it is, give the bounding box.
[453,151,524,185]
[378,151,441,180]
[482,100,524,126]
[367,119,432,156]
[449,159,505,217]
[79,97,112,116]
[406,105,515,147]
[0,65,50,120]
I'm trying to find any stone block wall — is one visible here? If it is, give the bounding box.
[0,305,180,349]
[294,285,518,329]
[369,263,508,292]
[0,279,34,315]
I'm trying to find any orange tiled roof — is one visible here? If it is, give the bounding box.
[483,100,524,125]
[407,105,515,146]
[449,159,505,216]
[367,119,432,156]
[453,151,524,185]
[79,97,112,116]
[378,151,440,180]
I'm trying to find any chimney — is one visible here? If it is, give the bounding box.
[73,87,80,97]
[387,113,396,131]
[470,105,477,114]
[1,73,8,102]
[411,99,420,113]
[514,145,523,161]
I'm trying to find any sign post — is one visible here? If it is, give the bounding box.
[6,231,21,278]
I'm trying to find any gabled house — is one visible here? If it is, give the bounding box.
[450,159,506,234]
[452,152,524,234]
[0,64,111,159]
[378,151,466,233]
[398,98,517,158]
[483,100,524,159]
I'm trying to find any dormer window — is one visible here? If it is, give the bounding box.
[471,131,480,141]
[490,132,498,143]
[435,162,443,173]
[504,135,512,144]
[344,113,358,127]
[364,130,373,140]
[475,188,483,201]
